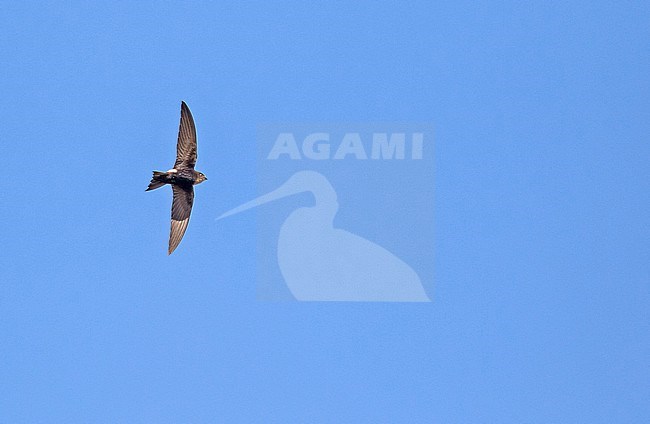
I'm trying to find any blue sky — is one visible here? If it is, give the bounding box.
[1,1,649,422]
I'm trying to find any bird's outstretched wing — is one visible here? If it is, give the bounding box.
[174,101,197,169]
[169,184,194,254]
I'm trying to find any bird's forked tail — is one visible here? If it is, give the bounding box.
[146,171,168,191]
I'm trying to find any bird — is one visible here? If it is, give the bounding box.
[218,171,429,301]
[146,101,207,254]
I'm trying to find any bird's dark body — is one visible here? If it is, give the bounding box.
[146,101,207,254]
[152,169,202,188]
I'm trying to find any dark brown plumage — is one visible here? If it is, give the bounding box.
[146,102,207,254]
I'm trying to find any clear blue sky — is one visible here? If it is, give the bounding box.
[1,1,649,422]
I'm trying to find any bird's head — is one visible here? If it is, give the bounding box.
[196,172,207,184]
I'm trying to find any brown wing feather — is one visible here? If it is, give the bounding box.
[169,184,194,254]
[174,101,197,169]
